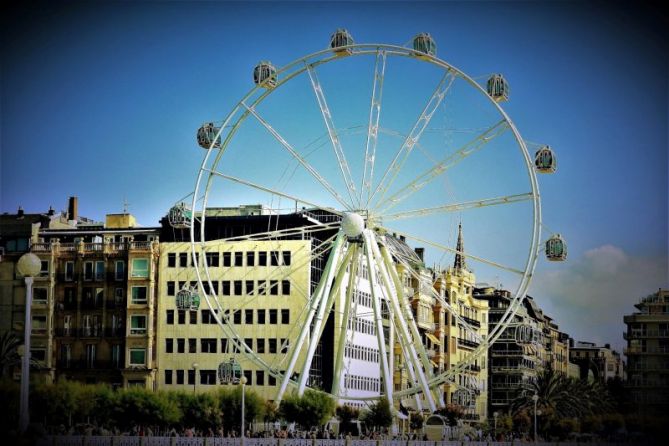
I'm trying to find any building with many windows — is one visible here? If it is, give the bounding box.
[569,340,624,383]
[623,288,668,415]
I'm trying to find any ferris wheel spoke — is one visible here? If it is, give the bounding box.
[240,102,352,210]
[368,70,456,209]
[360,50,387,206]
[381,192,533,222]
[204,169,343,217]
[380,226,526,276]
[305,64,358,208]
[375,120,510,213]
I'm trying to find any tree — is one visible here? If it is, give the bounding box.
[435,404,464,427]
[113,387,181,430]
[218,386,264,434]
[279,390,336,431]
[360,397,393,430]
[0,332,21,378]
[171,391,222,432]
[336,405,360,435]
[409,412,424,431]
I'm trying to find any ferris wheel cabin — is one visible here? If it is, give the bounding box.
[253,61,277,89]
[486,74,510,102]
[218,358,243,384]
[176,287,201,311]
[197,122,221,149]
[168,202,192,229]
[535,145,557,173]
[412,33,437,58]
[545,234,567,261]
[330,28,354,55]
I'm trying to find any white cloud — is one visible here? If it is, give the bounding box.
[531,245,668,353]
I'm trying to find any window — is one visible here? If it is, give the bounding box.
[280,338,288,353]
[115,261,125,280]
[112,344,121,368]
[166,310,174,324]
[167,281,175,296]
[39,260,49,277]
[177,338,185,353]
[190,311,198,324]
[65,261,74,281]
[246,252,255,267]
[257,338,265,354]
[257,309,266,324]
[166,339,174,353]
[131,286,147,304]
[271,251,280,266]
[243,370,252,385]
[282,280,290,295]
[282,251,291,266]
[256,370,265,386]
[270,281,279,296]
[165,370,173,385]
[269,338,277,354]
[222,281,231,296]
[245,309,253,324]
[130,315,147,335]
[281,309,290,324]
[269,309,277,324]
[86,344,96,368]
[223,252,231,267]
[200,370,216,385]
[188,369,196,385]
[167,253,176,268]
[84,261,94,281]
[179,253,188,267]
[259,252,267,266]
[258,280,267,295]
[202,310,215,324]
[95,261,105,281]
[189,338,197,353]
[234,311,241,324]
[201,338,217,353]
[190,253,200,267]
[206,252,220,267]
[131,259,149,278]
[33,287,48,304]
[176,370,184,385]
[221,338,228,353]
[31,348,46,362]
[178,310,186,324]
[129,349,146,366]
[234,252,243,267]
[234,281,242,295]
[246,281,254,296]
[31,315,47,334]
[268,374,276,386]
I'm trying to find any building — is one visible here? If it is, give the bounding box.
[623,288,669,414]
[569,341,624,383]
[1,198,161,388]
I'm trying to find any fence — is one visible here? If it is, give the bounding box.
[35,438,641,446]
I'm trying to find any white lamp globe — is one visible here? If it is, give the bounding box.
[17,253,41,277]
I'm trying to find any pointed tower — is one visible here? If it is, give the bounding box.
[454,222,467,271]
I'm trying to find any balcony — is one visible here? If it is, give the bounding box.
[458,338,480,349]
[105,327,125,338]
[55,301,77,312]
[55,328,75,337]
[81,299,104,310]
[490,349,527,357]
[129,241,152,251]
[461,315,481,328]
[624,330,669,340]
[31,242,53,253]
[78,327,103,338]
[106,300,126,310]
[57,359,121,370]
[625,346,669,355]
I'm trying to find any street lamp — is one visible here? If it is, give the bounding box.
[191,362,198,393]
[17,253,41,433]
[240,375,248,442]
[493,411,499,439]
[531,393,539,442]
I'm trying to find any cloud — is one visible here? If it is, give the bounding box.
[531,245,668,353]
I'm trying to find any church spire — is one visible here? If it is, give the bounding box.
[454,222,467,271]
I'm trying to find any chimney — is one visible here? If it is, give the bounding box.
[47,206,55,216]
[68,196,78,222]
[17,206,24,217]
[415,247,425,262]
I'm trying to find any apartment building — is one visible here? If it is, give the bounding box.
[570,341,623,383]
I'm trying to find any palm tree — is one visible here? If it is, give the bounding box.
[0,331,22,377]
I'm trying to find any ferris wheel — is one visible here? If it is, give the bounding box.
[172,30,565,411]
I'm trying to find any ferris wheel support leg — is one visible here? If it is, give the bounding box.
[362,231,394,406]
[375,240,437,412]
[331,246,360,398]
[276,232,346,403]
[392,316,424,412]
[297,244,355,395]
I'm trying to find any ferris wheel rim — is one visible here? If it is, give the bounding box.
[188,41,542,403]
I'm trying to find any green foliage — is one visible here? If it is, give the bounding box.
[0,379,19,434]
[279,390,336,430]
[494,413,513,436]
[113,387,181,430]
[435,404,464,427]
[409,412,424,431]
[512,409,531,433]
[170,391,222,431]
[218,386,264,433]
[336,405,360,435]
[0,332,21,378]
[360,397,393,430]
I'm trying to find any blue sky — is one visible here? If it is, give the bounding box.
[2,1,667,351]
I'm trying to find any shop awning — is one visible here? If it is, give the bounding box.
[426,333,441,345]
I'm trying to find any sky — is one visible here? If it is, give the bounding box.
[1,0,667,354]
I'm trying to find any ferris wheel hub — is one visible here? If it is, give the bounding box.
[342,212,365,238]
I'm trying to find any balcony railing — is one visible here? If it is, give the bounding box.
[31,242,52,253]
[56,359,122,370]
[129,241,152,250]
[461,315,480,328]
[55,328,75,337]
[624,330,669,340]
[78,327,103,338]
[625,346,669,355]
[81,299,104,310]
[457,338,480,349]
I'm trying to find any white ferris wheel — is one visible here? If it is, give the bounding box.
[169,30,565,412]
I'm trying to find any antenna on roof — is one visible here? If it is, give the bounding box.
[123,196,129,214]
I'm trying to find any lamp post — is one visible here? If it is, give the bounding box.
[531,393,539,442]
[240,375,248,442]
[17,253,41,433]
[493,411,499,439]
[191,362,198,393]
